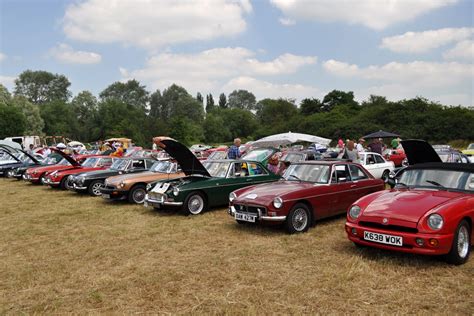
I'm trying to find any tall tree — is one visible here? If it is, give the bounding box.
[12,96,44,135]
[206,93,215,113]
[0,84,11,104]
[0,103,26,138]
[321,90,358,112]
[39,100,77,137]
[256,98,297,136]
[149,89,162,118]
[71,91,98,141]
[158,84,205,123]
[99,79,149,111]
[299,98,323,115]
[218,93,227,108]
[196,92,204,104]
[227,89,256,110]
[14,70,71,104]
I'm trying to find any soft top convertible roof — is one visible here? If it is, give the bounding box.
[405,162,474,173]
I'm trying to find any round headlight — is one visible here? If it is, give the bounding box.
[349,205,361,220]
[119,181,125,188]
[146,184,152,191]
[427,214,443,230]
[229,192,237,202]
[273,197,283,209]
[173,187,179,196]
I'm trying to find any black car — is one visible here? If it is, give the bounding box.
[68,157,156,196]
[0,146,42,178]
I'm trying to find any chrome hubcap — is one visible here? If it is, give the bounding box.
[292,208,308,231]
[188,195,204,214]
[133,189,146,203]
[457,226,469,258]
[92,183,102,196]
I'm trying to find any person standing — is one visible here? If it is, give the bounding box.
[368,138,383,155]
[391,137,399,149]
[356,138,365,153]
[227,138,241,159]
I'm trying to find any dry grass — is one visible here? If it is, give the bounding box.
[0,179,473,314]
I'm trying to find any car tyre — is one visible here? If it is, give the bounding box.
[183,192,207,216]
[128,184,146,204]
[88,180,104,196]
[285,203,311,234]
[445,220,471,265]
[39,174,47,185]
[382,170,390,182]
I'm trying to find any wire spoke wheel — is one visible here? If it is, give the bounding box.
[188,195,204,215]
[457,225,469,259]
[132,188,146,203]
[292,208,309,232]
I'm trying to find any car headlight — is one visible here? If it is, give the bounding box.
[229,192,237,202]
[119,181,125,188]
[427,214,444,230]
[349,205,361,220]
[273,197,283,209]
[78,177,85,185]
[146,183,153,191]
[173,187,179,196]
[33,170,37,175]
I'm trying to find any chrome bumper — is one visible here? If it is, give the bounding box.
[72,183,87,190]
[144,194,183,207]
[46,178,60,185]
[228,205,287,222]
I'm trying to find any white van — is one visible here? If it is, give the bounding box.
[3,136,41,150]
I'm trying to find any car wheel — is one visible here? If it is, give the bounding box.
[88,180,104,196]
[183,192,207,215]
[285,203,311,234]
[381,170,390,182]
[39,174,47,185]
[445,220,471,265]
[128,184,146,204]
[6,169,14,178]
[64,176,74,190]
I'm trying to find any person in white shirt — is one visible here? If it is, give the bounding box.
[356,138,365,153]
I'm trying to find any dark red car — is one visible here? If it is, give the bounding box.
[24,152,80,184]
[45,155,115,189]
[228,161,385,233]
[346,140,474,265]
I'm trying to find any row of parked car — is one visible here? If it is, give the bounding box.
[0,139,473,265]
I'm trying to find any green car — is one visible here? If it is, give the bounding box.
[144,138,281,215]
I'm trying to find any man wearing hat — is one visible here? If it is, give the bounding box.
[356,138,365,153]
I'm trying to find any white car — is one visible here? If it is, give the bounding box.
[359,152,395,180]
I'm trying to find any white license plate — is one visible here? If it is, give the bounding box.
[364,231,403,246]
[235,212,256,223]
[102,194,110,199]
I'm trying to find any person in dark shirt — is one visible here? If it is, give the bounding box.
[368,138,383,155]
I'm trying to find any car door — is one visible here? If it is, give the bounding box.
[328,164,356,215]
[363,153,379,178]
[348,164,380,199]
[205,162,248,206]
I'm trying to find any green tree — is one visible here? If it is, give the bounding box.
[0,103,26,138]
[218,93,227,108]
[168,117,204,146]
[71,91,99,141]
[158,84,204,123]
[149,89,162,118]
[40,100,77,136]
[203,113,231,143]
[321,90,359,112]
[0,84,11,104]
[256,98,297,136]
[99,79,149,111]
[299,98,323,115]
[196,92,204,104]
[206,93,215,113]
[12,96,44,135]
[227,89,256,110]
[14,70,71,104]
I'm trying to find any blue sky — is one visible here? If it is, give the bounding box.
[0,0,472,106]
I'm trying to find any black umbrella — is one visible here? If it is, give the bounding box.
[362,130,400,139]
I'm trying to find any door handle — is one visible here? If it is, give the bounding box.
[350,184,357,188]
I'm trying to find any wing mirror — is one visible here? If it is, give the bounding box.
[234,172,241,177]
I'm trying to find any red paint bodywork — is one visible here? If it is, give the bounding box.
[45,156,114,188]
[345,189,474,255]
[231,161,385,225]
[25,164,74,183]
[385,149,406,167]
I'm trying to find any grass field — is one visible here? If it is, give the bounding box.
[1,178,473,314]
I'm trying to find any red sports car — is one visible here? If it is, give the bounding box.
[229,161,385,233]
[346,140,474,265]
[24,152,80,184]
[384,148,406,167]
[45,155,115,189]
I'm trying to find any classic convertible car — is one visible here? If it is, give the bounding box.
[45,154,115,189]
[69,157,156,196]
[346,140,474,265]
[100,160,184,204]
[144,137,281,215]
[0,146,41,177]
[24,152,81,184]
[229,161,385,233]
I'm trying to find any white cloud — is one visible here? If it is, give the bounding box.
[443,40,474,60]
[381,27,474,53]
[50,43,102,64]
[0,75,16,90]
[279,17,296,26]
[0,52,6,62]
[323,59,473,87]
[270,0,457,30]
[63,0,252,49]
[222,76,319,100]
[121,47,317,97]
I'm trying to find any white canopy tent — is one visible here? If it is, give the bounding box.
[252,132,331,148]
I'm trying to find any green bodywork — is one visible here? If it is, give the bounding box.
[149,160,281,208]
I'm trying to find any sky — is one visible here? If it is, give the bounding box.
[0,0,473,106]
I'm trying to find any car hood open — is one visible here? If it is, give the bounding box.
[153,137,210,177]
[361,189,464,223]
[51,148,81,167]
[401,140,441,165]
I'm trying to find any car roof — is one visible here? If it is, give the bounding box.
[290,160,349,166]
[406,162,474,173]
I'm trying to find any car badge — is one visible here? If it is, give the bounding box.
[245,193,258,199]
[382,218,389,225]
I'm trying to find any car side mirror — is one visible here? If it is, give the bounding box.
[234,172,241,177]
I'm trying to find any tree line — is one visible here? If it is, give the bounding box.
[0,70,473,147]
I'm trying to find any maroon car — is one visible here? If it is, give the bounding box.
[229,161,385,233]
